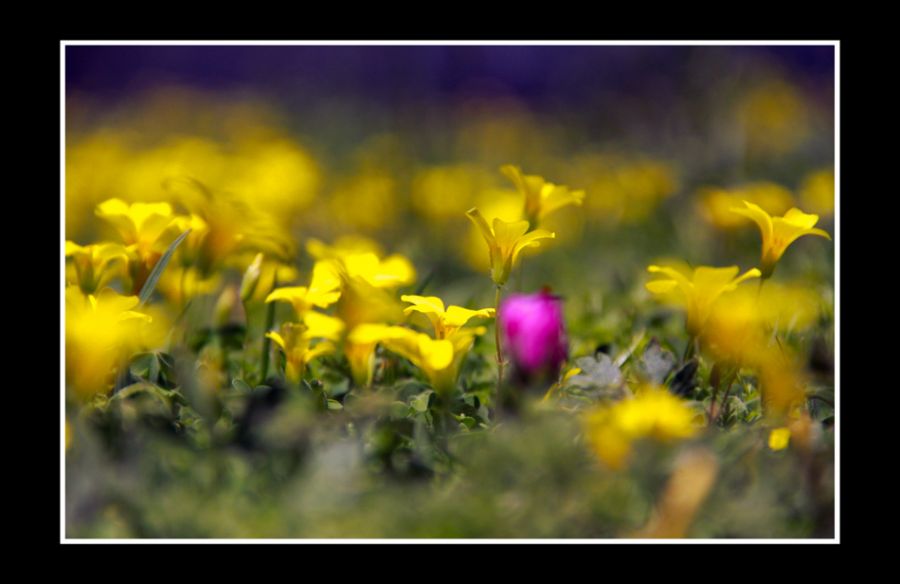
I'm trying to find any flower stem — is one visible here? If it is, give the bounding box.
[709,365,738,426]
[259,277,278,384]
[495,285,505,397]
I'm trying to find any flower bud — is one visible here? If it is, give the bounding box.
[240,253,264,303]
[499,290,568,386]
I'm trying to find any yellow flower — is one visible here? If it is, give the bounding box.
[731,201,831,278]
[400,295,495,339]
[65,241,129,294]
[341,253,416,289]
[411,164,494,222]
[265,262,343,316]
[768,427,791,451]
[646,264,761,337]
[265,312,343,383]
[65,286,156,401]
[95,198,176,259]
[466,207,555,285]
[565,153,678,225]
[500,164,585,225]
[306,235,383,260]
[584,386,700,470]
[305,239,417,331]
[348,324,487,394]
[169,213,210,266]
[344,324,413,388]
[737,80,810,157]
[702,281,821,366]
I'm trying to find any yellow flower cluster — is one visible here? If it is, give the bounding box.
[583,386,701,470]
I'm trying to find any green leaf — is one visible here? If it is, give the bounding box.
[138,228,192,306]
[411,390,433,413]
[232,378,252,393]
[326,399,344,411]
[569,353,623,391]
[634,337,676,385]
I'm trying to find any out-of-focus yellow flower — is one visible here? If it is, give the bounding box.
[306,236,383,260]
[501,164,585,226]
[731,201,831,278]
[646,264,761,337]
[305,238,416,329]
[65,286,156,401]
[157,265,222,307]
[327,171,398,232]
[266,285,341,318]
[95,198,176,259]
[265,261,343,315]
[266,313,343,383]
[702,281,821,366]
[698,182,794,230]
[307,237,415,290]
[65,241,129,294]
[758,356,807,420]
[737,80,810,157]
[799,169,835,217]
[169,213,210,266]
[567,153,678,225]
[584,386,700,470]
[768,427,791,451]
[341,253,417,289]
[411,164,495,222]
[228,137,321,223]
[466,208,555,286]
[401,295,495,339]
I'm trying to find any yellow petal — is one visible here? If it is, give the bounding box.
[303,311,345,341]
[466,207,496,249]
[418,337,454,371]
[538,185,585,220]
[443,305,495,328]
[492,217,531,253]
[731,200,774,244]
[646,280,679,295]
[265,331,286,351]
[265,286,310,304]
[510,228,555,266]
[372,255,417,287]
[348,324,409,345]
[309,260,343,294]
[781,208,820,229]
[305,340,336,361]
[401,295,446,315]
[731,268,762,287]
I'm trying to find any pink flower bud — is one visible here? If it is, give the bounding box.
[499,291,568,385]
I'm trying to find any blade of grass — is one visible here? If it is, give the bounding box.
[138,229,191,307]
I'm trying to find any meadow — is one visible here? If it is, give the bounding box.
[64,45,836,539]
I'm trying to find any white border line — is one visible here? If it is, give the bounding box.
[61,40,839,544]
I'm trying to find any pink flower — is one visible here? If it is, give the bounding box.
[499,290,568,384]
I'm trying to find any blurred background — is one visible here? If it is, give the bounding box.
[66,45,835,301]
[65,44,835,538]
